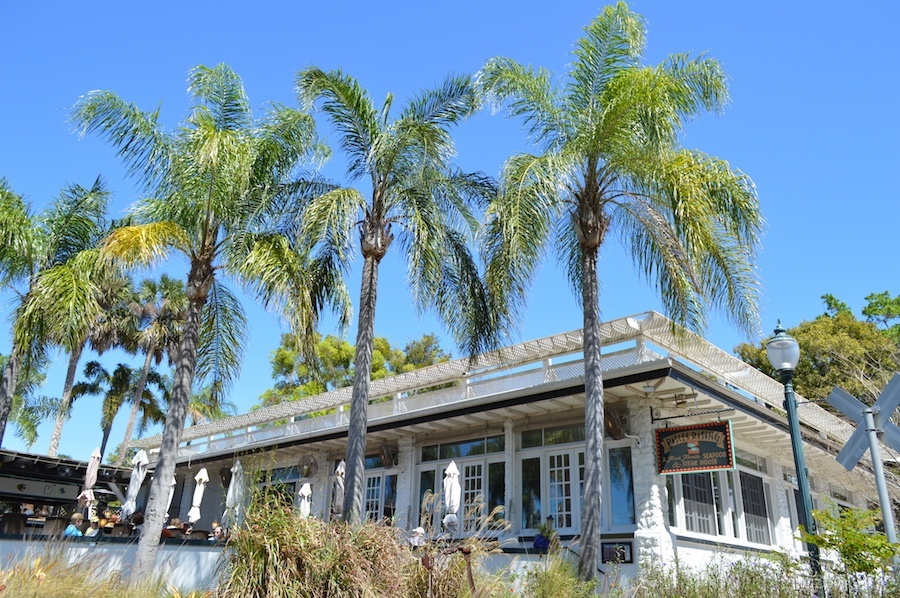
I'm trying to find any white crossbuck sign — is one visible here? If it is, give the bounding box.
[826,374,900,470]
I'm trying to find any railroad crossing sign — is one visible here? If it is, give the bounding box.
[827,374,900,470]
[825,373,900,550]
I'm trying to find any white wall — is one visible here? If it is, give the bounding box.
[0,538,225,592]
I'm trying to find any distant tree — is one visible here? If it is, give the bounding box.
[0,353,53,447]
[258,333,450,407]
[736,296,900,404]
[114,274,186,466]
[72,360,166,460]
[861,291,900,345]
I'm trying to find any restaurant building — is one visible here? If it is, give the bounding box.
[133,311,887,579]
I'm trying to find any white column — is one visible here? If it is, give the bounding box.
[630,401,676,563]
[504,420,516,535]
[395,435,416,530]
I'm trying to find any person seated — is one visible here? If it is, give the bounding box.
[63,513,84,537]
[408,526,426,547]
[84,518,102,537]
[130,512,144,537]
[210,526,226,543]
[162,516,185,538]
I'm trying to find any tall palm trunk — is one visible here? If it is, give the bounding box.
[133,260,212,581]
[99,424,113,459]
[344,253,380,523]
[0,353,19,447]
[115,346,155,466]
[579,245,604,580]
[47,343,84,457]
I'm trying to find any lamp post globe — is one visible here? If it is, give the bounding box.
[765,322,823,596]
[765,323,800,373]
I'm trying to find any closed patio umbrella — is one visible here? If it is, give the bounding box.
[442,460,461,533]
[187,468,209,524]
[164,474,177,519]
[298,482,312,519]
[120,449,149,519]
[77,448,102,508]
[222,460,245,529]
[331,460,345,521]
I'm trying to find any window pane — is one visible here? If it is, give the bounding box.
[383,474,398,521]
[440,439,484,459]
[740,471,771,544]
[488,462,505,522]
[522,430,542,449]
[609,447,635,526]
[486,435,505,454]
[422,446,439,462]
[544,425,585,445]
[364,475,382,521]
[365,454,384,469]
[681,473,717,535]
[418,470,436,529]
[548,453,573,528]
[521,457,542,529]
[463,463,483,531]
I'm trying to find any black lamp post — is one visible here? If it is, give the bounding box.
[766,323,824,596]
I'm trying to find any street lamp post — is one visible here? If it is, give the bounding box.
[766,323,825,596]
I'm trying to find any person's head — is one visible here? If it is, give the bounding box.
[213,526,225,540]
[70,512,84,525]
[132,512,144,525]
[170,517,182,528]
[89,518,99,528]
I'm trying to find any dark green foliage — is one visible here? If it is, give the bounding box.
[736,295,900,404]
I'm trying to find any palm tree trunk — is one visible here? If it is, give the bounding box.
[0,353,19,447]
[132,260,211,583]
[99,424,113,459]
[578,246,603,581]
[115,346,155,466]
[47,343,84,457]
[343,253,380,524]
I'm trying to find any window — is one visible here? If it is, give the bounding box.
[418,435,506,534]
[518,431,635,533]
[669,449,774,546]
[349,454,397,523]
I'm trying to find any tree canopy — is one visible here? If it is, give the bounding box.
[736,294,900,404]
[258,333,450,407]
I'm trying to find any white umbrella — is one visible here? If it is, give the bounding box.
[164,475,177,519]
[120,449,149,519]
[222,459,245,529]
[77,448,102,508]
[442,460,461,533]
[298,482,312,519]
[187,468,209,524]
[331,460,345,521]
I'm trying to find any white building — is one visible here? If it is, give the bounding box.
[134,311,887,581]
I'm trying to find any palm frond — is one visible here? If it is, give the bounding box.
[296,67,379,180]
[102,222,190,266]
[195,281,247,397]
[71,91,171,192]
[400,73,478,126]
[188,64,252,131]
[0,180,36,279]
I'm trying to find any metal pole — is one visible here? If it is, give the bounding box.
[782,370,825,596]
[863,408,899,556]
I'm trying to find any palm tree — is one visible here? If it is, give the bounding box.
[0,353,54,447]
[0,177,116,451]
[114,274,186,466]
[72,63,348,579]
[187,384,237,425]
[479,3,762,579]
[295,68,499,523]
[72,361,167,460]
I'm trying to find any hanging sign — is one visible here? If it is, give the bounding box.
[655,421,734,475]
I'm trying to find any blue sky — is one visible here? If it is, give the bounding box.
[2,1,898,461]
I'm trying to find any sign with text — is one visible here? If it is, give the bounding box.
[655,421,734,475]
